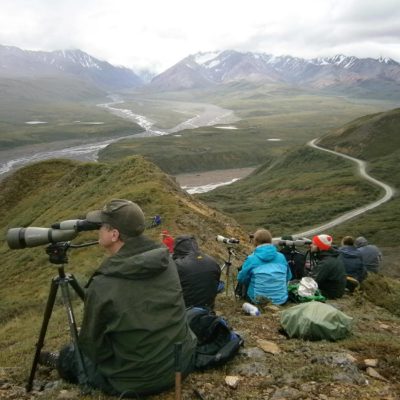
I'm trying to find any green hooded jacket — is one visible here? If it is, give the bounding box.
[310,248,346,299]
[78,235,196,396]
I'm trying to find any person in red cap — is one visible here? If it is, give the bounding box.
[161,230,175,253]
[309,234,346,299]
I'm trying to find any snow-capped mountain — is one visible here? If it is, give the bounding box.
[0,45,143,90]
[149,50,400,91]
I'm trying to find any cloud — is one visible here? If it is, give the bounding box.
[0,0,399,72]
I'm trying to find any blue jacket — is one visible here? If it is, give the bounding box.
[237,244,292,305]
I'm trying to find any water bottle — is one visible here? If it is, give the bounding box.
[242,302,260,316]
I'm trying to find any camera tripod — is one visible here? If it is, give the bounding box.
[26,240,97,392]
[220,246,237,297]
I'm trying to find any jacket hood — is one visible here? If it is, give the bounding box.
[315,247,340,259]
[173,235,199,258]
[355,236,368,248]
[96,235,170,280]
[253,243,278,262]
[339,245,360,258]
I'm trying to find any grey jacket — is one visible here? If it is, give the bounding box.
[354,237,382,273]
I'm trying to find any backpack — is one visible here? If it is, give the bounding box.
[186,307,244,370]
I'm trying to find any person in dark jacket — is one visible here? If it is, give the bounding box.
[309,234,346,299]
[339,236,367,286]
[42,199,196,397]
[173,235,221,309]
[355,236,382,273]
[237,229,292,305]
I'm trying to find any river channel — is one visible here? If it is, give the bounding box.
[0,96,248,192]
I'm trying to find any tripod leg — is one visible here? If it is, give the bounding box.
[67,274,85,300]
[59,281,89,389]
[26,278,59,392]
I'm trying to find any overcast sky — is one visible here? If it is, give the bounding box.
[1,0,399,73]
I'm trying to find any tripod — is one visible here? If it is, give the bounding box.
[26,240,97,392]
[220,247,237,297]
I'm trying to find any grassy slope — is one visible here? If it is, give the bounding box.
[0,157,400,400]
[199,108,400,272]
[0,157,251,370]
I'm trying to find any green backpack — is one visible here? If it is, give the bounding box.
[280,302,353,341]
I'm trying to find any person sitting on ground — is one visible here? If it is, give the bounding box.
[237,229,292,305]
[309,234,346,299]
[339,236,367,291]
[173,235,222,309]
[279,234,306,280]
[40,199,196,397]
[355,236,382,274]
[161,229,175,253]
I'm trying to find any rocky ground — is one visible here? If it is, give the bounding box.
[1,284,400,400]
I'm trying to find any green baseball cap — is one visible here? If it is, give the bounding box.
[86,199,145,237]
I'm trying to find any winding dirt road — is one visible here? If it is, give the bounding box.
[293,138,395,238]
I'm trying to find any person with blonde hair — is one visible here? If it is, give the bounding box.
[237,229,292,305]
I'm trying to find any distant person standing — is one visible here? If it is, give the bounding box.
[161,229,175,253]
[355,236,382,273]
[237,229,292,305]
[309,234,346,299]
[173,235,221,309]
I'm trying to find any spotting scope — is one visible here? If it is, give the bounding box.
[6,227,78,249]
[216,235,240,245]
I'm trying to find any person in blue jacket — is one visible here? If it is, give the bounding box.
[237,229,292,305]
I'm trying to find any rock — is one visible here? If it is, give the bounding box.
[364,358,378,367]
[366,367,388,382]
[239,346,268,360]
[57,389,80,399]
[225,375,240,389]
[271,386,302,399]
[257,339,281,354]
[230,361,272,377]
[379,323,390,330]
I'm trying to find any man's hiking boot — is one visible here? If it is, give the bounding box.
[38,351,59,369]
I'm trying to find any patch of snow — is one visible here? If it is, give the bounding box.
[173,134,182,137]
[267,138,281,141]
[194,51,221,66]
[25,121,47,125]
[215,126,238,130]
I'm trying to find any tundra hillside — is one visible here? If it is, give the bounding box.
[0,155,400,400]
[199,108,400,276]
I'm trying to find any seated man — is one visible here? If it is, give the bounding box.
[309,234,346,299]
[173,235,221,309]
[237,229,292,305]
[41,199,196,397]
[339,235,367,291]
[355,236,382,273]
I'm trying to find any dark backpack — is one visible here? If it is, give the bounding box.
[186,307,243,370]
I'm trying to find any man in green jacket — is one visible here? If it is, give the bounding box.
[44,199,196,397]
[309,234,346,299]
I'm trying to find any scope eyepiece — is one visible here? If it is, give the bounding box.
[216,235,240,245]
[51,219,101,232]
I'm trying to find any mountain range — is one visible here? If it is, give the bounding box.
[0,44,143,91]
[149,50,400,92]
[2,45,400,95]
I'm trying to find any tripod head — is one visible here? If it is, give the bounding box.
[45,240,99,265]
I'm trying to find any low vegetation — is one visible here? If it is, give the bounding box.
[0,156,399,400]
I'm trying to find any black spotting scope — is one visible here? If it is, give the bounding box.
[216,235,240,245]
[6,227,78,249]
[51,219,101,232]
